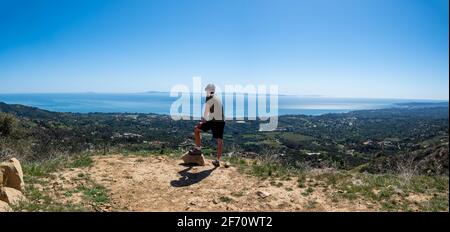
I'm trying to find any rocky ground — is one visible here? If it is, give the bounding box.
[51,155,371,211]
[7,154,448,212]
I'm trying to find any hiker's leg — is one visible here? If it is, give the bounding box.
[194,125,201,147]
[217,138,223,160]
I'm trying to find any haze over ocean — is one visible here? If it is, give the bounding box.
[0,93,444,116]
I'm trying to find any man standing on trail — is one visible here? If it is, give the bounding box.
[189,84,225,167]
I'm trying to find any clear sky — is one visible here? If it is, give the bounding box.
[0,0,448,99]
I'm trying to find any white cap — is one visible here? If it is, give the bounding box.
[205,83,216,93]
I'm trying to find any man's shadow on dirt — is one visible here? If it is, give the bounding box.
[170,165,217,187]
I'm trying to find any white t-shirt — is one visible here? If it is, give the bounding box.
[205,95,224,121]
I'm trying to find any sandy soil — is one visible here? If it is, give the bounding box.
[43,155,378,212]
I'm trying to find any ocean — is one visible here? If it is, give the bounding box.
[0,92,442,116]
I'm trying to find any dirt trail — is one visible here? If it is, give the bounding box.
[47,155,374,212]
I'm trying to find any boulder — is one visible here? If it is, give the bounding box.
[0,158,25,192]
[0,200,12,212]
[0,187,26,205]
[0,167,4,187]
[181,153,206,166]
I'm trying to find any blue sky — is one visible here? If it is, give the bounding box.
[0,0,448,99]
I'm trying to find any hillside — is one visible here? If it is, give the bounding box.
[9,153,449,212]
[1,101,448,175]
[1,102,449,212]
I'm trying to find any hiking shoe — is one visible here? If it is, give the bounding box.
[212,159,220,167]
[188,148,202,156]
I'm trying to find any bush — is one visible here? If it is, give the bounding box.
[0,113,18,137]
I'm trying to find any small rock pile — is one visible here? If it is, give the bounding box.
[0,158,26,212]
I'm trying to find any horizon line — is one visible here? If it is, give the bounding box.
[0,91,448,101]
